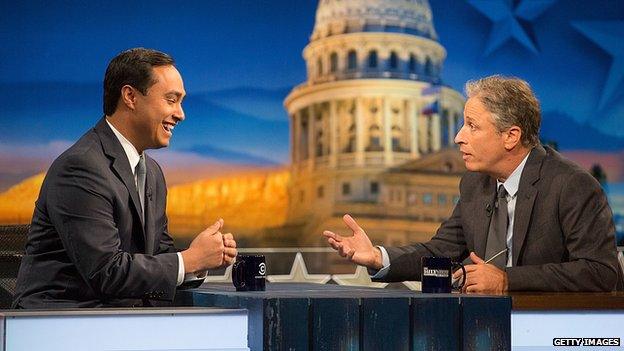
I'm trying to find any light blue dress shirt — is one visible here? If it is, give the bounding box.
[371,152,531,278]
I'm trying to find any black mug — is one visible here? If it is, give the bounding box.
[421,256,466,293]
[232,254,266,291]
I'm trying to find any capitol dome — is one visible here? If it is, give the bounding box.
[311,0,438,41]
[284,0,465,239]
[302,0,445,85]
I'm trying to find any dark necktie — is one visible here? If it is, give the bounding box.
[136,154,146,214]
[485,184,508,269]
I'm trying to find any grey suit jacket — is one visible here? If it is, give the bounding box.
[13,118,179,308]
[381,145,620,291]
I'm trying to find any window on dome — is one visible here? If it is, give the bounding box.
[347,50,357,70]
[389,51,399,70]
[423,193,433,205]
[368,50,378,68]
[438,194,448,206]
[301,119,309,159]
[441,109,450,146]
[346,136,355,153]
[409,54,417,73]
[345,124,356,153]
[367,124,382,151]
[342,182,351,196]
[330,52,338,73]
[392,137,401,151]
[317,58,323,76]
[425,57,433,77]
[368,136,382,151]
[370,182,379,195]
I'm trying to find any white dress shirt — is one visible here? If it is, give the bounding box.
[106,119,187,285]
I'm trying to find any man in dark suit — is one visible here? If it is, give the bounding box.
[323,75,620,292]
[13,48,237,308]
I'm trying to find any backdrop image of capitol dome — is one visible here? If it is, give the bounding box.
[284,0,465,247]
[0,0,622,252]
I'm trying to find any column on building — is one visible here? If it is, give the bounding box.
[383,96,393,166]
[418,107,429,153]
[307,104,315,171]
[329,100,338,168]
[355,97,365,166]
[447,108,455,146]
[408,98,419,158]
[431,111,441,151]
[292,111,300,169]
[453,111,461,142]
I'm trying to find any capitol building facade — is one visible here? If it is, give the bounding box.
[284,0,466,246]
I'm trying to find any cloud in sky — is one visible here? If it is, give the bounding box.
[0,140,73,191]
[0,140,72,161]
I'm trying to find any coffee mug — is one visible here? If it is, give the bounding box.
[421,256,466,293]
[232,254,266,291]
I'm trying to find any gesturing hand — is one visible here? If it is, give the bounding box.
[182,218,229,273]
[322,214,383,270]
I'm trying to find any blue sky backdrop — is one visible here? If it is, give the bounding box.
[0,0,623,191]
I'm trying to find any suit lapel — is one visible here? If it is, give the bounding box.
[94,118,147,242]
[512,146,545,266]
[143,156,157,254]
[473,176,497,258]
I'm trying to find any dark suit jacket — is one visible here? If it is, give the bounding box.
[13,118,179,308]
[380,145,621,291]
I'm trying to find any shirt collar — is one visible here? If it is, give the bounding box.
[105,119,142,174]
[497,152,530,198]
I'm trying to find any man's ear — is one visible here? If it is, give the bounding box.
[504,125,522,150]
[120,85,137,111]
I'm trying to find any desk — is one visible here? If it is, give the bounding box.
[0,307,249,351]
[177,283,511,351]
[510,291,624,310]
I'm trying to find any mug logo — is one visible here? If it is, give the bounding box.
[258,262,266,275]
[423,267,449,278]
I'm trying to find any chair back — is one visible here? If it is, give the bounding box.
[0,225,29,308]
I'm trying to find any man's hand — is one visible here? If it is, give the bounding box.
[222,232,237,266]
[322,214,383,270]
[181,219,234,273]
[452,252,508,294]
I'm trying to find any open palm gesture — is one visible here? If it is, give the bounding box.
[323,214,383,269]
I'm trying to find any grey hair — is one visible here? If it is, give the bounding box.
[465,75,541,148]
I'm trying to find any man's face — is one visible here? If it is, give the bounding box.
[132,65,186,151]
[454,97,507,176]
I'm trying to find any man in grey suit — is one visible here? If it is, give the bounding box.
[323,75,620,293]
[13,48,237,308]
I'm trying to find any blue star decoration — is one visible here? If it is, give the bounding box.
[573,20,624,111]
[467,0,557,56]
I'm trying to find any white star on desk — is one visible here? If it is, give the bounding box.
[332,266,389,289]
[203,264,232,283]
[267,252,331,284]
[402,281,422,291]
